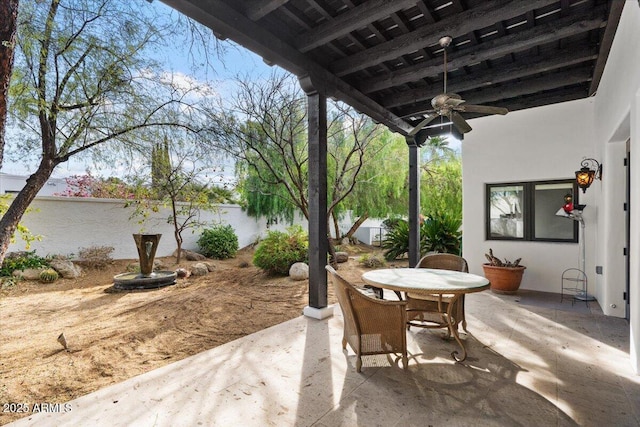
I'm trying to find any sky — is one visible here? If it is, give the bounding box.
[1,0,460,181]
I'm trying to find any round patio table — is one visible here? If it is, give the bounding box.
[362,268,489,362]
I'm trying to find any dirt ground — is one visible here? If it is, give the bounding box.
[0,244,395,425]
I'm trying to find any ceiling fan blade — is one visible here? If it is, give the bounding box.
[457,104,509,115]
[448,93,462,100]
[409,114,440,136]
[450,112,472,133]
[444,97,466,108]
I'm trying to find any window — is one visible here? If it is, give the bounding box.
[486,180,578,242]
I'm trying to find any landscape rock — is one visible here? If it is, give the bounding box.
[335,252,349,263]
[49,259,83,279]
[190,263,209,277]
[203,262,216,272]
[173,249,207,261]
[175,268,190,278]
[340,237,351,246]
[289,262,309,281]
[12,268,44,281]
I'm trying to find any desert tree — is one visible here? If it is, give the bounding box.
[127,122,224,264]
[208,73,390,241]
[0,0,218,264]
[334,128,409,240]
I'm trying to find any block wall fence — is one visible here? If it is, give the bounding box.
[7,197,307,259]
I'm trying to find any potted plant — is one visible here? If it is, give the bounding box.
[482,248,526,294]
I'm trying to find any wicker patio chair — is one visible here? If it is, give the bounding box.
[326,265,408,373]
[406,253,469,334]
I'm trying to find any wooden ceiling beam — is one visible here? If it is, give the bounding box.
[395,67,592,118]
[245,0,291,21]
[383,47,598,109]
[589,0,624,95]
[359,9,606,94]
[296,0,418,53]
[158,0,413,134]
[331,0,560,77]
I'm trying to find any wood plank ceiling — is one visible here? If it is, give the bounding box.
[159,0,623,137]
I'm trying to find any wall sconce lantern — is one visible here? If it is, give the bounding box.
[575,158,602,193]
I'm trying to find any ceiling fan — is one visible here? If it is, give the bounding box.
[408,36,508,136]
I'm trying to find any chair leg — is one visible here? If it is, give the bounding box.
[342,337,347,350]
[356,356,362,373]
[402,354,408,370]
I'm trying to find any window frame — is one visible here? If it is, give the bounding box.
[485,179,579,243]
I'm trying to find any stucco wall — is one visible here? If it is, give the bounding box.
[463,0,640,374]
[8,197,307,259]
[593,0,640,375]
[462,98,598,295]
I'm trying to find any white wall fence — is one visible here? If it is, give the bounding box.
[7,197,307,260]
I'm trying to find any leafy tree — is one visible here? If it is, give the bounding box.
[151,139,172,199]
[0,0,216,264]
[337,129,408,239]
[210,73,386,246]
[421,158,462,220]
[0,194,40,250]
[55,173,142,199]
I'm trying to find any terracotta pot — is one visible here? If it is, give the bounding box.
[482,264,526,294]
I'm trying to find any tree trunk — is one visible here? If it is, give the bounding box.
[0,159,56,265]
[332,212,340,240]
[170,198,182,264]
[0,0,20,168]
[344,213,369,240]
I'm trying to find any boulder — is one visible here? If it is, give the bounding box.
[190,263,209,277]
[289,262,309,281]
[174,249,207,261]
[49,259,83,279]
[203,262,217,272]
[335,252,349,263]
[12,268,44,281]
[175,268,190,278]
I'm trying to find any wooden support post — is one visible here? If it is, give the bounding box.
[300,75,332,319]
[406,133,426,267]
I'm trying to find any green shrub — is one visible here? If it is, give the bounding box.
[1,251,49,277]
[421,212,462,254]
[39,268,59,283]
[198,224,239,259]
[358,253,386,268]
[381,219,410,261]
[253,226,308,275]
[381,212,462,261]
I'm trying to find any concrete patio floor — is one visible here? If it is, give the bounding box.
[8,290,639,427]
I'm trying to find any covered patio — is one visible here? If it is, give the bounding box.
[151,0,639,374]
[9,291,638,426]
